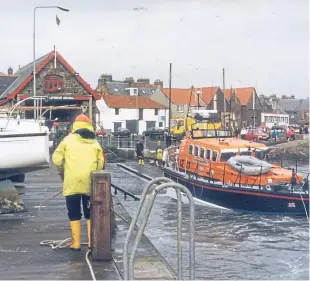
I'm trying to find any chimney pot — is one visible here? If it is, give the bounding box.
[125,77,135,87]
[8,67,13,75]
[154,79,163,88]
[137,78,150,84]
[98,74,113,86]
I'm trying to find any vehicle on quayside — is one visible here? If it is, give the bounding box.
[163,118,309,216]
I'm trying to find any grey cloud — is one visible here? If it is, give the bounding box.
[0,0,308,97]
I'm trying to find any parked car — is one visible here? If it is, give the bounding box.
[142,127,165,137]
[245,128,269,142]
[96,130,106,136]
[113,127,131,137]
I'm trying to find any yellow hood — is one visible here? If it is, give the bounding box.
[72,121,94,133]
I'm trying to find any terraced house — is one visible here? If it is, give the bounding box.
[96,75,167,134]
[150,86,228,118]
[223,87,263,127]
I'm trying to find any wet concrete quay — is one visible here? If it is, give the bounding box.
[0,165,176,280]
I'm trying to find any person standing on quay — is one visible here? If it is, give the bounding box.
[52,114,104,251]
[136,139,145,165]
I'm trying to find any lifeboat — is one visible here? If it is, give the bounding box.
[163,127,309,216]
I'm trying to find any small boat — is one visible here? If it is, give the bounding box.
[163,127,309,216]
[0,98,50,182]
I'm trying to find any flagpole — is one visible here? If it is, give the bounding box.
[33,6,69,120]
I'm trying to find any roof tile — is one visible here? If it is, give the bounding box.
[162,87,220,105]
[234,87,255,106]
[102,94,166,109]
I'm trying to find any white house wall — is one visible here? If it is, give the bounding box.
[261,112,289,128]
[96,99,167,134]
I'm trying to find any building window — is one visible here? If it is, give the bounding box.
[155,109,158,115]
[139,109,143,119]
[44,75,64,93]
[159,122,163,127]
[115,108,119,115]
[177,105,184,112]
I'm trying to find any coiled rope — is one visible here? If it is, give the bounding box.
[39,204,140,281]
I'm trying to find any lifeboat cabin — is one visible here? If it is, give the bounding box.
[173,130,303,187]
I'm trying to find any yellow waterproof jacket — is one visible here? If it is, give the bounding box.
[52,121,104,196]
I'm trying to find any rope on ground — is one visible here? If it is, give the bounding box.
[86,250,97,281]
[39,203,142,281]
[40,238,73,249]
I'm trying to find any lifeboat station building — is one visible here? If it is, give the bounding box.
[0,50,100,128]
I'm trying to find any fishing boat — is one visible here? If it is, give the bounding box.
[163,123,309,216]
[0,98,50,182]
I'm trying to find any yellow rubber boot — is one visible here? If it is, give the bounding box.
[87,220,91,249]
[141,159,144,165]
[70,220,81,251]
[138,159,141,165]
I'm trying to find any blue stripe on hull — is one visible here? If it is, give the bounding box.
[164,170,309,216]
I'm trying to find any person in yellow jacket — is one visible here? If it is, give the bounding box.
[52,114,104,251]
[155,141,163,167]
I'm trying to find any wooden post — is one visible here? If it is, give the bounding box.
[90,171,112,261]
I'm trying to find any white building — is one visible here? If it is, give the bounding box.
[96,94,168,134]
[261,112,289,128]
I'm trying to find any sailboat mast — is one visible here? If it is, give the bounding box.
[223,68,226,127]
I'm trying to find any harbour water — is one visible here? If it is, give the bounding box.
[109,162,309,280]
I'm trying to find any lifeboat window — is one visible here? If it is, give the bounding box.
[199,147,205,158]
[255,150,266,160]
[194,146,199,157]
[240,150,251,156]
[212,151,218,162]
[220,152,236,162]
[189,145,193,155]
[206,149,211,160]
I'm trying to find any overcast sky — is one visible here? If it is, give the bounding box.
[0,0,308,97]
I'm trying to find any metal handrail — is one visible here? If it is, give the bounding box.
[123,177,173,280]
[4,96,46,130]
[127,182,196,280]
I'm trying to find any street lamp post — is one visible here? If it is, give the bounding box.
[33,6,69,120]
[196,90,201,110]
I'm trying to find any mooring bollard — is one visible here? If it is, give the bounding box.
[90,171,113,261]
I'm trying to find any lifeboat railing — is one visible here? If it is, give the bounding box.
[167,150,308,194]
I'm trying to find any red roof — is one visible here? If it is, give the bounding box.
[162,87,220,105]
[162,88,195,105]
[223,89,234,101]
[234,87,255,106]
[1,50,100,104]
[103,94,166,109]
[200,87,220,105]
